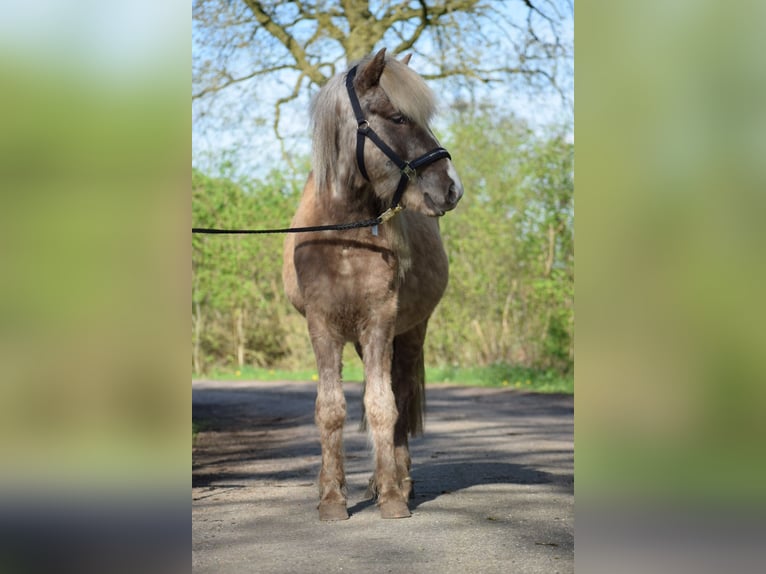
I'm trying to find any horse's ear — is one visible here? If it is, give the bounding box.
[355,48,387,91]
[400,53,412,66]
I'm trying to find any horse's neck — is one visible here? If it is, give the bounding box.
[323,180,413,279]
[327,179,383,219]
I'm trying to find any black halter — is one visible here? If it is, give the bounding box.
[344,66,452,214]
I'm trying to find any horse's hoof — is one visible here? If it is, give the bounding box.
[379,500,411,519]
[318,502,349,521]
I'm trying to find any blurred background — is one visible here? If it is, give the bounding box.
[576,0,766,571]
[0,2,189,571]
[0,0,188,484]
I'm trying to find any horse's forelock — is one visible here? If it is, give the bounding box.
[378,58,436,128]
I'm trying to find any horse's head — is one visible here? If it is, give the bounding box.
[312,49,463,217]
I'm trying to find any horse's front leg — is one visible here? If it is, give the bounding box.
[308,317,348,521]
[391,321,429,502]
[361,320,411,519]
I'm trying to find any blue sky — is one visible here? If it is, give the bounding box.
[1,1,184,84]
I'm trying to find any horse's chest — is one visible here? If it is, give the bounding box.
[295,242,397,304]
[337,248,354,277]
[336,247,396,295]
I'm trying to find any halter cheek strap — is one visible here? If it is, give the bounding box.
[344,66,451,211]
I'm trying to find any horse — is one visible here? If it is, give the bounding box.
[282,48,464,520]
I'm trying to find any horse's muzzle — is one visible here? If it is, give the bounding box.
[425,185,462,216]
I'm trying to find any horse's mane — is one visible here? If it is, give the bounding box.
[311,53,437,196]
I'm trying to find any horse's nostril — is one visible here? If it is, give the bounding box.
[448,183,462,205]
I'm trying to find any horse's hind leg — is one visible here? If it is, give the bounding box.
[391,321,428,502]
[308,317,348,521]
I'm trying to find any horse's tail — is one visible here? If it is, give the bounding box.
[408,357,426,437]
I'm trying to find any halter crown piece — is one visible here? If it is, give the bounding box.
[344,66,452,217]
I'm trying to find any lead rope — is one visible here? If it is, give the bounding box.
[191,206,401,235]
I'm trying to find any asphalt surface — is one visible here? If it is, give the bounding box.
[192,380,573,574]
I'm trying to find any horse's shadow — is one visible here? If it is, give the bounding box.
[346,460,571,516]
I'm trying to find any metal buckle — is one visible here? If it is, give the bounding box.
[358,120,369,132]
[402,164,416,180]
[379,205,405,223]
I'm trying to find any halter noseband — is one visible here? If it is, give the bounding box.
[345,66,452,215]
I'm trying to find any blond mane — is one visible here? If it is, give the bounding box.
[310,53,437,196]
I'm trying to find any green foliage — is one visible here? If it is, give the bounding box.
[192,167,308,372]
[433,110,574,373]
[427,364,573,394]
[192,109,573,377]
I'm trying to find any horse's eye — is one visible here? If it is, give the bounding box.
[389,114,408,125]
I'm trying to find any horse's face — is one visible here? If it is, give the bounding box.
[352,53,464,217]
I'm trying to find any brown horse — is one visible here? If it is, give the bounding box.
[283,49,463,520]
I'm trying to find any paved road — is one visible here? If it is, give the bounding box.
[192,380,573,573]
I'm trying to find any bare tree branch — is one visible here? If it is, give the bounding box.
[392,0,429,54]
[193,0,573,167]
[242,0,327,85]
[193,64,293,99]
[523,0,554,24]
[273,70,306,166]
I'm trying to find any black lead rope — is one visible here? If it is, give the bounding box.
[192,65,451,235]
[192,212,393,235]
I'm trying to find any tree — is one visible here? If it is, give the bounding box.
[193,0,572,173]
[192,168,303,372]
[433,109,574,372]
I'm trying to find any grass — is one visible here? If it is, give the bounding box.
[427,364,573,394]
[199,363,573,394]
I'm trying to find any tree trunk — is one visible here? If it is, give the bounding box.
[236,307,245,368]
[544,224,556,278]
